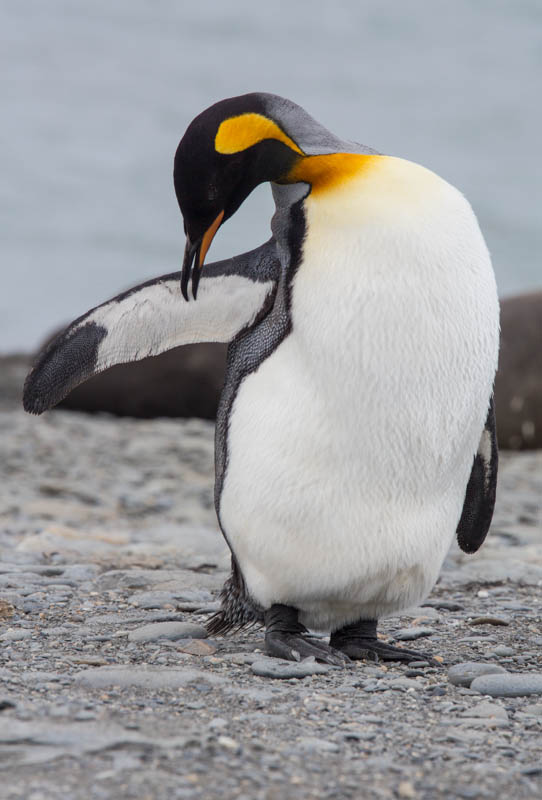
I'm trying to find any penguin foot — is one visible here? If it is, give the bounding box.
[264,604,348,667]
[330,619,435,664]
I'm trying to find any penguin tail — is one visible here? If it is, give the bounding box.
[206,560,264,636]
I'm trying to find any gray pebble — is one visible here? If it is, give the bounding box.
[250,657,333,679]
[394,627,435,641]
[297,736,339,753]
[491,645,515,657]
[127,621,207,643]
[0,629,32,642]
[74,665,224,690]
[447,662,508,687]
[460,701,508,720]
[471,673,542,697]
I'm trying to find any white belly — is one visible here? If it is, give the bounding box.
[219,163,499,630]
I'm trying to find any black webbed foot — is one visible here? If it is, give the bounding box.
[264,604,348,667]
[330,619,437,664]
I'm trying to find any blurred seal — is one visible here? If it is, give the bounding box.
[47,337,226,420]
[495,291,542,450]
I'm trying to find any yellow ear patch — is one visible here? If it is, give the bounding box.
[215,113,304,156]
[286,153,379,195]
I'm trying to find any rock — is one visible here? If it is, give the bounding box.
[129,589,213,610]
[250,657,333,679]
[0,600,15,620]
[176,640,216,656]
[0,629,32,642]
[470,673,542,697]
[447,662,508,687]
[491,645,515,657]
[393,627,435,641]
[460,701,508,720]
[297,736,339,753]
[495,291,542,450]
[95,568,221,592]
[127,622,207,643]
[217,735,240,753]
[397,781,416,799]
[74,665,224,690]
[440,559,542,588]
[0,717,195,767]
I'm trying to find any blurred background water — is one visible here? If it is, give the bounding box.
[1,0,541,353]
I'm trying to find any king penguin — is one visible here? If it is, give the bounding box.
[23,93,500,665]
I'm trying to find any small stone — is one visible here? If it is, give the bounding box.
[460,701,508,720]
[469,616,510,626]
[74,665,224,690]
[491,645,514,657]
[398,781,416,799]
[217,735,240,753]
[477,590,489,598]
[251,657,333,679]
[0,629,32,642]
[471,673,542,697]
[0,600,15,620]
[176,640,216,656]
[522,703,542,717]
[127,622,207,643]
[394,627,435,641]
[297,736,339,753]
[448,662,508,688]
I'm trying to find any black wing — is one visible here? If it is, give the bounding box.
[456,396,498,554]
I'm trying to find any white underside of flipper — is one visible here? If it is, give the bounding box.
[219,157,500,631]
[88,273,275,371]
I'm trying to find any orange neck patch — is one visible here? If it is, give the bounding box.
[286,153,379,195]
[215,113,304,156]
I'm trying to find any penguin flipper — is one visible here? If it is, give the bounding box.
[456,396,498,554]
[23,240,279,415]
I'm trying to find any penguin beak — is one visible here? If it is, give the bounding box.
[180,210,224,301]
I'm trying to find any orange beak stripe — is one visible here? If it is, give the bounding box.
[199,210,224,267]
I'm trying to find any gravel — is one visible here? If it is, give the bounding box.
[0,408,541,800]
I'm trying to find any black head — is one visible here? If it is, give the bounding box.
[174,93,305,299]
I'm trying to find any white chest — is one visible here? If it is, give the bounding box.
[219,159,499,629]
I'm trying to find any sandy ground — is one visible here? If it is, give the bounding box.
[0,409,541,800]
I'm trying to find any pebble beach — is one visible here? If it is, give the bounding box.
[1,408,541,799]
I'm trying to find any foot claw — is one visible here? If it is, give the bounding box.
[265,631,349,667]
[336,639,435,664]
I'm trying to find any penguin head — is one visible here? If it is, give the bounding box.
[174,93,312,299]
